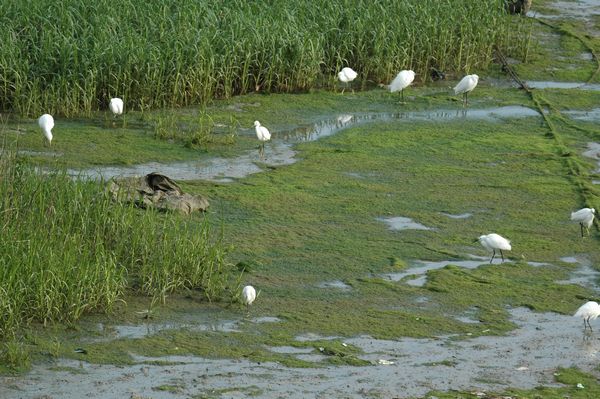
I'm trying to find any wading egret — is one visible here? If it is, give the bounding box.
[242,285,257,307]
[389,70,415,103]
[338,67,358,94]
[574,301,600,331]
[254,120,271,159]
[109,97,124,116]
[38,114,54,146]
[454,74,479,107]
[571,207,595,237]
[476,233,511,263]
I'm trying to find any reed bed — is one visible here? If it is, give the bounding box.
[0,0,528,117]
[0,151,233,341]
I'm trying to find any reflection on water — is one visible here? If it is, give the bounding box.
[69,106,540,182]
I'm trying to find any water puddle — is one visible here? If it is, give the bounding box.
[581,143,600,179]
[92,319,240,341]
[295,333,341,342]
[70,106,540,182]
[267,346,315,355]
[557,256,600,290]
[317,280,352,290]
[7,307,599,399]
[251,316,282,324]
[528,0,600,34]
[455,308,481,324]
[377,216,432,231]
[384,257,549,287]
[384,259,487,285]
[526,81,600,90]
[440,212,473,219]
[565,108,600,123]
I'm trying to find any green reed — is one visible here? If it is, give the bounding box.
[0,0,527,117]
[0,150,234,341]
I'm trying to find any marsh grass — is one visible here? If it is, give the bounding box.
[0,0,529,117]
[0,149,235,344]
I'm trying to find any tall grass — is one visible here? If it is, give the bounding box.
[0,150,234,341]
[0,0,528,117]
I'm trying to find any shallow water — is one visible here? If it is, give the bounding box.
[69,106,540,182]
[557,256,600,290]
[528,0,600,31]
[440,212,473,219]
[566,109,600,123]
[526,81,600,90]
[581,142,600,174]
[384,259,487,285]
[376,216,432,231]
[317,280,353,290]
[385,256,549,287]
[94,319,241,341]
[4,307,597,399]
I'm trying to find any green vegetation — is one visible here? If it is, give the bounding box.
[425,367,600,399]
[1,0,600,397]
[0,0,529,117]
[0,151,235,347]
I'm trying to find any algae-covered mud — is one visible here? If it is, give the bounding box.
[2,0,600,398]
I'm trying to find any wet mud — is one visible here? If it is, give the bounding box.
[3,307,598,399]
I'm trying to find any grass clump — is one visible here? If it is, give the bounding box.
[0,150,234,347]
[0,0,529,116]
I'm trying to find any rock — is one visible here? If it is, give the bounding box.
[505,0,532,14]
[108,172,209,214]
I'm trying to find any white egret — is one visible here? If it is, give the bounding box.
[574,301,600,331]
[454,74,479,107]
[254,120,271,159]
[571,207,595,237]
[109,97,124,116]
[38,114,54,146]
[476,233,511,263]
[338,67,358,94]
[389,70,415,103]
[242,285,257,307]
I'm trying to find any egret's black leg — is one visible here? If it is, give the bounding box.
[490,250,496,264]
[500,250,505,263]
[581,223,585,237]
[401,89,404,103]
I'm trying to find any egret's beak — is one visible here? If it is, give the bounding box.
[473,238,479,243]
